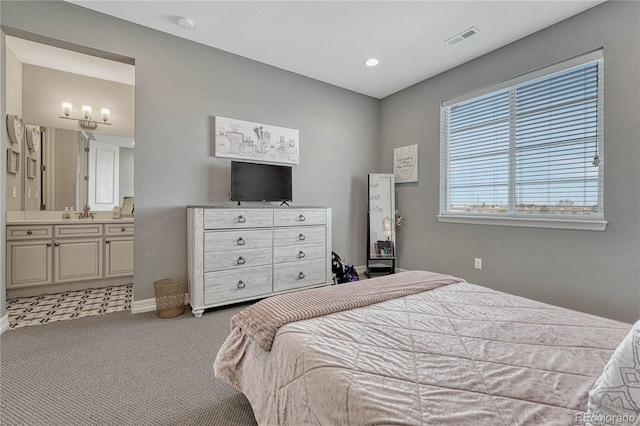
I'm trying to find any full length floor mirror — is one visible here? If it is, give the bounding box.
[366,173,396,277]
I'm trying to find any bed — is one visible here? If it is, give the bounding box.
[214,270,636,425]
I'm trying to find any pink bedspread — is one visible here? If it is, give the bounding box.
[231,270,464,351]
[214,271,631,425]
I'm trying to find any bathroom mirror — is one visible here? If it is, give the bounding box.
[36,128,134,212]
[5,35,135,213]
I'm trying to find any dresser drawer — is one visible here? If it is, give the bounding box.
[7,225,52,240]
[204,265,272,305]
[274,226,325,247]
[204,209,273,229]
[273,243,325,264]
[273,259,327,292]
[205,229,272,252]
[55,224,103,238]
[274,209,327,227]
[204,247,272,272]
[105,223,134,236]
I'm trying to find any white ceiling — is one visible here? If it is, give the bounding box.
[5,36,135,86]
[65,0,605,99]
[9,1,607,98]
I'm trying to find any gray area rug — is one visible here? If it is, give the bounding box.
[0,305,258,426]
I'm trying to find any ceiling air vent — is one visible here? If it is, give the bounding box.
[446,27,480,46]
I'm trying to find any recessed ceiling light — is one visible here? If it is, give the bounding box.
[364,58,379,67]
[178,17,195,30]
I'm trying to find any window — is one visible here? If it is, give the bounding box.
[439,50,605,231]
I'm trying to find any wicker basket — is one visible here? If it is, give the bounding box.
[153,277,188,319]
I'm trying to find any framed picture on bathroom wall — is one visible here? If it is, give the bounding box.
[27,157,37,179]
[214,116,299,165]
[7,148,20,174]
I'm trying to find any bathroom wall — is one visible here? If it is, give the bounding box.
[5,45,22,212]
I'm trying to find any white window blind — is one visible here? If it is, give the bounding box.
[440,51,604,228]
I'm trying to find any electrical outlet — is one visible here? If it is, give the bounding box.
[28,189,31,198]
[474,258,483,270]
[12,187,16,198]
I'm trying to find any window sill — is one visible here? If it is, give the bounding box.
[436,215,608,231]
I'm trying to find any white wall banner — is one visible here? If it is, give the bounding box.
[394,144,418,183]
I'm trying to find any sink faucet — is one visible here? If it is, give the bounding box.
[78,205,95,219]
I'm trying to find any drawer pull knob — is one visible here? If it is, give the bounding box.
[121,227,126,232]
[46,243,52,247]
[54,243,60,247]
[298,272,305,280]
[298,251,305,258]
[237,237,245,246]
[237,215,246,223]
[237,281,246,289]
[237,256,246,265]
[298,214,306,222]
[298,234,305,241]
[27,230,33,235]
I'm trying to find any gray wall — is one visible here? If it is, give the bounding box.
[380,1,640,323]
[1,1,379,305]
[1,30,7,318]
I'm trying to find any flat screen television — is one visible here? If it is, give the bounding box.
[230,161,292,203]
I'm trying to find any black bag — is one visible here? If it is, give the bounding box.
[331,251,359,284]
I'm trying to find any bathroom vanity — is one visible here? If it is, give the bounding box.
[5,215,134,298]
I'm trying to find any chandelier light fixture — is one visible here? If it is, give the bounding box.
[60,101,112,129]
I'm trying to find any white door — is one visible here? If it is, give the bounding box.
[88,140,119,211]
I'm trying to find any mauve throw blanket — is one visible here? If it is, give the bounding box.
[231,270,464,351]
[214,271,632,425]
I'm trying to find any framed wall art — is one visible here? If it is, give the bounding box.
[214,116,299,165]
[394,144,418,183]
[27,157,37,179]
[7,149,20,174]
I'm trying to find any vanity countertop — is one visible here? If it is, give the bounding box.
[6,210,134,225]
[6,218,134,225]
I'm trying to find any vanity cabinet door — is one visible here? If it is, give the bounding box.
[54,237,103,283]
[105,237,134,277]
[7,240,53,288]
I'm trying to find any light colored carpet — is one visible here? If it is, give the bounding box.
[0,305,258,426]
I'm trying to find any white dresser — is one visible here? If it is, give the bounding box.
[187,206,332,317]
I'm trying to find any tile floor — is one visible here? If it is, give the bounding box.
[6,284,133,330]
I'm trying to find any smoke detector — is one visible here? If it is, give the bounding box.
[178,17,195,30]
[445,27,480,46]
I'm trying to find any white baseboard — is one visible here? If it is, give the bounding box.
[0,314,9,335]
[131,298,156,314]
[131,294,190,315]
